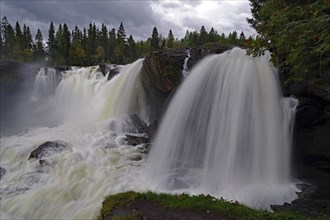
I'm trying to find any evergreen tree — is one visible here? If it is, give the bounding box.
[47,22,56,63]
[166,29,174,48]
[115,22,127,64]
[54,24,64,64]
[127,35,136,62]
[100,23,109,61]
[34,29,45,59]
[109,28,116,63]
[15,22,23,48]
[150,27,159,49]
[199,25,208,44]
[209,27,216,42]
[61,23,71,64]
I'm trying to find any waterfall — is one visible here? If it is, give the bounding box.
[145,48,299,209]
[32,67,61,102]
[32,59,147,125]
[182,49,191,78]
[0,59,150,219]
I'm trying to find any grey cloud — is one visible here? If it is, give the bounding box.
[0,0,254,41]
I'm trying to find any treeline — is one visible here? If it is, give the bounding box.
[0,16,252,66]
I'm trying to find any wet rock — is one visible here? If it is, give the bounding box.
[108,114,147,134]
[146,121,158,139]
[99,63,122,80]
[0,167,6,179]
[125,134,150,146]
[28,141,68,159]
[128,153,143,161]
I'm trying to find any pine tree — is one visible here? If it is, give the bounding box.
[150,27,159,50]
[166,29,174,48]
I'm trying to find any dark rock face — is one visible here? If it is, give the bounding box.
[0,167,6,179]
[142,49,186,95]
[125,134,150,146]
[295,97,325,128]
[277,72,330,216]
[28,141,68,159]
[187,43,233,69]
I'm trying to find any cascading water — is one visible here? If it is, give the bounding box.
[0,59,149,219]
[182,49,191,78]
[32,67,61,102]
[144,48,299,209]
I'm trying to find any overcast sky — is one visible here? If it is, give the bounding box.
[0,0,255,41]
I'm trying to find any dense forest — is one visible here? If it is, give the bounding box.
[0,17,251,66]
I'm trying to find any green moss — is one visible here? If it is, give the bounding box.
[99,191,139,220]
[99,191,316,220]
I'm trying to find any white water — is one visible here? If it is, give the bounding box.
[1,49,299,219]
[0,59,149,219]
[145,48,299,209]
[182,49,191,78]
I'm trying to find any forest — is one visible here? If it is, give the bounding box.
[0,17,251,66]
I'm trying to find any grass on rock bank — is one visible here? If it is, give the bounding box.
[99,191,318,220]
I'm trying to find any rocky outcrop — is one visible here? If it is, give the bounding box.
[141,44,232,96]
[141,44,232,121]
[28,141,68,159]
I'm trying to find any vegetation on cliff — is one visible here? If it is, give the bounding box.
[247,0,330,86]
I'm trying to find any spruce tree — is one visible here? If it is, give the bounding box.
[47,22,56,63]
[34,29,45,59]
[166,29,174,48]
[62,23,71,64]
[150,27,159,49]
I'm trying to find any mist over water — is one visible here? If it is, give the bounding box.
[1,49,299,219]
[145,48,299,209]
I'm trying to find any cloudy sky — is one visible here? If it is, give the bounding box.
[1,0,255,40]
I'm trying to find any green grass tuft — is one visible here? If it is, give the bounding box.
[99,191,319,220]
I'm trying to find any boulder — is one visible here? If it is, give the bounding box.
[28,141,68,159]
[108,114,147,134]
